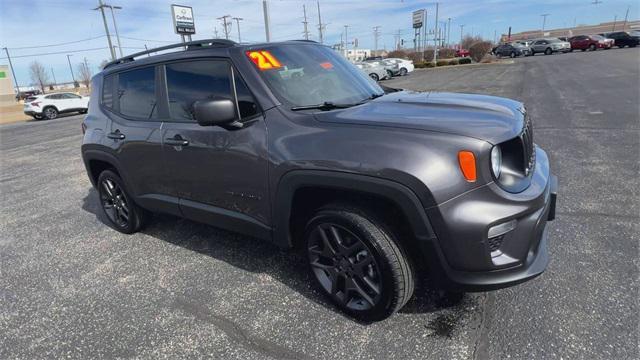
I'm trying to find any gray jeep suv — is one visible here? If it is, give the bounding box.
[81,39,557,321]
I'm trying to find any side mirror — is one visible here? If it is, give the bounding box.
[193,98,237,127]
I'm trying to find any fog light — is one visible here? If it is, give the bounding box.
[488,219,517,238]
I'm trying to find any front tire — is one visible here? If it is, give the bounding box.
[386,70,394,78]
[304,204,414,321]
[97,170,148,234]
[399,68,408,76]
[544,48,552,55]
[369,73,379,81]
[589,44,596,51]
[510,52,516,58]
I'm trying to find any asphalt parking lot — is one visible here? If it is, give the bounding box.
[1,48,638,359]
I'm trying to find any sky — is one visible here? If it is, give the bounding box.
[1,0,638,87]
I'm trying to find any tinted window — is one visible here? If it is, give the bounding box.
[165,61,232,122]
[65,93,81,99]
[117,67,156,119]
[102,74,114,109]
[234,72,259,119]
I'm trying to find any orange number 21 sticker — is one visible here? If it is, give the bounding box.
[246,50,282,70]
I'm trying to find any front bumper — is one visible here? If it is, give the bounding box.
[422,146,557,291]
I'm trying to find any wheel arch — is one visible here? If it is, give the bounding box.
[273,170,437,252]
[82,149,131,191]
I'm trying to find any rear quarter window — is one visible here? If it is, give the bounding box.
[102,74,114,109]
[117,67,156,119]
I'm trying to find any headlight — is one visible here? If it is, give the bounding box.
[491,145,502,179]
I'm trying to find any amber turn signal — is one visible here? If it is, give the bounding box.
[458,151,477,182]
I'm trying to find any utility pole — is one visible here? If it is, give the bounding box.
[612,15,617,31]
[232,17,243,42]
[393,30,402,50]
[3,47,20,95]
[459,24,465,47]
[94,0,116,60]
[447,18,451,47]
[51,68,57,86]
[302,5,310,40]
[66,54,76,85]
[344,25,349,54]
[263,0,271,42]
[317,0,325,44]
[433,2,439,63]
[622,6,630,30]
[541,13,550,33]
[214,27,219,38]
[218,15,232,40]
[105,4,123,57]
[373,26,381,52]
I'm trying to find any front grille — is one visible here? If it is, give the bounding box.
[521,114,535,176]
[488,235,504,252]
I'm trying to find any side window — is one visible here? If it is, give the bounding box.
[165,60,232,122]
[66,93,81,99]
[117,66,156,119]
[102,74,114,109]
[234,72,259,119]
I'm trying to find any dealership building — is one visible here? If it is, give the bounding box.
[0,65,16,105]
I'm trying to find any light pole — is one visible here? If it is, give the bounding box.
[459,24,465,48]
[105,4,123,57]
[263,0,271,42]
[3,47,20,95]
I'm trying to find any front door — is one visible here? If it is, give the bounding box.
[159,59,270,233]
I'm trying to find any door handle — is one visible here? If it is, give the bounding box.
[107,131,125,140]
[165,137,189,147]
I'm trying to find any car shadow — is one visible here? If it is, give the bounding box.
[81,188,465,322]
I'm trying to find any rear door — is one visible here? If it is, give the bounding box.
[105,66,178,215]
[159,59,270,228]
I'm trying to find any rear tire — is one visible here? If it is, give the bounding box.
[32,114,44,120]
[510,52,516,58]
[369,73,379,81]
[544,48,552,55]
[97,170,148,234]
[304,204,414,321]
[589,44,596,51]
[386,70,394,78]
[43,106,58,120]
[399,68,408,76]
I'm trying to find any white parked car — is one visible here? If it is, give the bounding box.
[382,58,415,76]
[354,62,389,81]
[23,92,89,120]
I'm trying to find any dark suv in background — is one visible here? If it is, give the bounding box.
[601,31,640,48]
[81,39,557,320]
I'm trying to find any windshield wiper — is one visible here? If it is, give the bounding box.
[291,102,359,111]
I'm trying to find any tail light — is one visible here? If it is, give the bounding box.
[30,102,41,107]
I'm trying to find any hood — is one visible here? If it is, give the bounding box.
[313,91,525,144]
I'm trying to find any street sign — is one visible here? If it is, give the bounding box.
[171,4,196,35]
[412,9,425,29]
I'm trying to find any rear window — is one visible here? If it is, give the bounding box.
[102,75,114,109]
[117,67,156,119]
[25,96,37,102]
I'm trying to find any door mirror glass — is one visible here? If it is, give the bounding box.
[193,98,237,127]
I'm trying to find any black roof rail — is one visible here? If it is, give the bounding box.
[291,39,318,43]
[103,38,237,69]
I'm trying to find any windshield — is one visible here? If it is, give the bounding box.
[252,45,383,108]
[629,30,640,36]
[548,38,561,43]
[591,35,604,40]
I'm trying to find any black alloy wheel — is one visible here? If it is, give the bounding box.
[33,114,43,120]
[304,204,415,321]
[97,170,147,234]
[43,107,58,120]
[386,70,394,78]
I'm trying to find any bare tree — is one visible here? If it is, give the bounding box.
[77,61,93,88]
[29,61,49,93]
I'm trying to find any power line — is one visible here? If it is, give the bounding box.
[218,15,232,40]
[119,36,173,43]
[0,47,110,60]
[5,36,106,50]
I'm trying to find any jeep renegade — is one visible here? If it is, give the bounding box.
[81,39,558,321]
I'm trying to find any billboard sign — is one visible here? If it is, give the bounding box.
[171,4,196,35]
[412,9,425,29]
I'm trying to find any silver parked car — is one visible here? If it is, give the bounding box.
[530,38,571,55]
[354,62,388,81]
